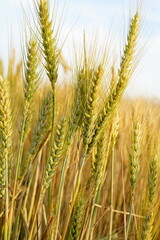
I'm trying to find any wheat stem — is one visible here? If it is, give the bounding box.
[109,147,114,240]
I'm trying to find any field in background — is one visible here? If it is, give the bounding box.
[0,1,160,240]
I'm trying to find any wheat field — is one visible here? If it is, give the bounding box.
[0,0,160,239]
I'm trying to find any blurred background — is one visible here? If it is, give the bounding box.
[0,0,160,98]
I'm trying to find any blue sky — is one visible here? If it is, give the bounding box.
[0,0,160,98]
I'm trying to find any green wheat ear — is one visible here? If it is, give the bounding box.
[38,0,58,90]
[87,12,140,153]
[21,91,53,175]
[141,155,158,240]
[41,116,67,201]
[129,121,141,195]
[91,128,108,196]
[126,120,141,236]
[67,194,86,240]
[67,67,91,146]
[0,75,13,200]
[21,38,39,144]
[30,91,53,157]
[83,65,104,147]
[148,155,158,205]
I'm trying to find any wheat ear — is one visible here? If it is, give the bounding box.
[141,155,158,240]
[21,39,39,143]
[67,68,89,145]
[148,155,158,204]
[28,116,67,239]
[67,194,86,240]
[0,75,13,238]
[83,65,104,146]
[41,117,67,200]
[91,130,108,196]
[38,0,59,162]
[38,0,58,89]
[129,121,141,194]
[30,91,52,157]
[127,120,141,237]
[17,38,38,176]
[87,12,140,153]
[21,91,52,177]
[8,39,38,239]
[0,75,13,196]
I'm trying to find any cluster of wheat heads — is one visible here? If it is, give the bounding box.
[0,0,160,239]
